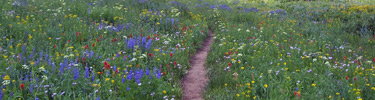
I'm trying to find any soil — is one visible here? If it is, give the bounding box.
[181,30,214,100]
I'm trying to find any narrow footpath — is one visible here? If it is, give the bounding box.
[182,30,214,100]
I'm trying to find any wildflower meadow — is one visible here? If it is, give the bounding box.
[0,0,374,100]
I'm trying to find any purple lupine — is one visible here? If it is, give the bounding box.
[134,68,142,84]
[39,51,43,60]
[145,67,150,75]
[127,38,135,49]
[166,18,169,26]
[45,54,48,62]
[29,84,33,93]
[136,37,141,46]
[85,67,89,79]
[50,63,54,73]
[122,77,125,83]
[145,39,152,50]
[154,67,161,79]
[22,45,26,54]
[142,37,146,46]
[171,18,174,26]
[0,90,3,99]
[59,62,64,75]
[127,85,130,91]
[91,71,95,82]
[113,65,116,72]
[127,69,133,80]
[23,57,27,65]
[73,67,79,80]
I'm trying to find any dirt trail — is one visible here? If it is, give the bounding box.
[182,30,214,100]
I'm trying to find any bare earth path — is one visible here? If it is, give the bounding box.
[182,30,214,100]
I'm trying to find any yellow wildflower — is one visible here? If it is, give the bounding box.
[163,90,166,94]
[3,75,10,80]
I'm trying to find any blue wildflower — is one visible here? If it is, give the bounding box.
[85,67,89,79]
[73,67,79,80]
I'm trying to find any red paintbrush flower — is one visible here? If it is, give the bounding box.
[105,64,110,69]
[298,93,301,98]
[345,76,348,80]
[82,57,85,63]
[20,83,24,90]
[92,43,95,47]
[170,53,173,57]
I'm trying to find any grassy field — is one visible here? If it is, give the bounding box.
[0,0,374,99]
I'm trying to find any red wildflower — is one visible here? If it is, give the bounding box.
[53,44,56,48]
[345,76,348,80]
[343,56,346,61]
[20,83,24,90]
[148,53,152,57]
[228,62,231,67]
[105,64,110,69]
[92,43,95,47]
[100,72,103,75]
[298,93,301,98]
[170,53,173,57]
[82,57,85,63]
[294,91,297,96]
[104,61,108,65]
[358,62,361,65]
[68,40,70,43]
[174,61,177,66]
[96,39,99,42]
[373,58,375,62]
[162,72,166,75]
